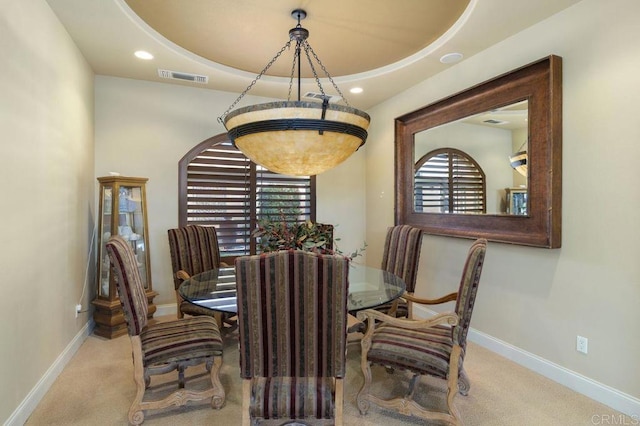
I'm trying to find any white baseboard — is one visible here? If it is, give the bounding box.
[413,305,640,418]
[5,320,95,426]
[155,303,178,318]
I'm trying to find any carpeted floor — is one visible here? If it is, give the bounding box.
[26,317,629,425]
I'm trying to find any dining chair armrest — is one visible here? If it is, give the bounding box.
[403,291,457,305]
[176,270,191,281]
[356,309,459,355]
[356,309,458,333]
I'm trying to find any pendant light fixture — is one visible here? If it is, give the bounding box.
[509,151,528,177]
[509,141,528,177]
[218,9,370,176]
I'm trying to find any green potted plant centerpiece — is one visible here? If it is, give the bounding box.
[252,213,366,259]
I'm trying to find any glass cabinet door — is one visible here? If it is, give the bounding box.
[116,185,148,290]
[98,185,113,297]
[93,176,156,339]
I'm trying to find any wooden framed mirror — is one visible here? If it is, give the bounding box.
[395,55,562,248]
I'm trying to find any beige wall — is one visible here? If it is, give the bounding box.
[0,1,95,423]
[94,77,367,308]
[365,0,640,400]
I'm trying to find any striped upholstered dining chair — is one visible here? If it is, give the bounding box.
[347,225,423,335]
[356,239,487,425]
[235,249,350,425]
[378,224,423,318]
[106,235,225,425]
[167,225,236,332]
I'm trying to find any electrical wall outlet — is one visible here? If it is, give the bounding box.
[75,304,82,318]
[576,335,588,354]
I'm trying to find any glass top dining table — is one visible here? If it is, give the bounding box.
[178,263,406,315]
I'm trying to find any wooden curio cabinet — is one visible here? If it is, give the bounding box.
[92,176,157,338]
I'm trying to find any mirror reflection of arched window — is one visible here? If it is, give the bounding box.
[414,148,486,214]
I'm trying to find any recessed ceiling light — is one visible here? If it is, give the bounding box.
[350,87,363,94]
[440,52,463,64]
[134,50,154,60]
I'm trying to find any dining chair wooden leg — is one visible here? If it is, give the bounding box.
[210,356,225,409]
[335,378,344,425]
[446,345,463,425]
[242,380,251,426]
[356,334,373,415]
[128,336,146,425]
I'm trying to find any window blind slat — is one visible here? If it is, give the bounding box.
[181,139,315,256]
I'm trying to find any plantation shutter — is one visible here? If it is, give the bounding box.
[414,148,485,214]
[179,135,315,260]
[256,168,313,224]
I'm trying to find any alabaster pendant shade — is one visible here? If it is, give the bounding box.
[218,9,373,176]
[224,101,370,176]
[509,151,528,177]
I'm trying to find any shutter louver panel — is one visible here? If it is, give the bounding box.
[256,167,312,225]
[186,141,252,257]
[180,137,315,259]
[414,148,486,214]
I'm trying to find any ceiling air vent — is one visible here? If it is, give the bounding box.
[302,92,341,103]
[483,119,508,125]
[158,69,208,84]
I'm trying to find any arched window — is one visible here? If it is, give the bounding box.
[179,133,316,261]
[414,147,486,214]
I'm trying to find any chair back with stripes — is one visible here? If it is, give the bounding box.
[105,235,148,336]
[235,250,350,379]
[167,225,222,290]
[381,225,423,293]
[453,238,487,349]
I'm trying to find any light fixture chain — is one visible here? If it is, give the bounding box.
[218,39,293,125]
[305,42,350,107]
[287,43,299,101]
[303,42,326,98]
